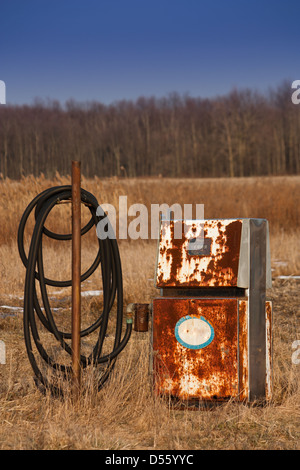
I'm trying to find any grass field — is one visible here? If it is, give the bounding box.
[0,174,299,450]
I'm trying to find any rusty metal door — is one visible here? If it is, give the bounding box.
[152,297,239,401]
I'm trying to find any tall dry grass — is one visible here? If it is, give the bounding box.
[0,174,299,450]
[1,172,300,240]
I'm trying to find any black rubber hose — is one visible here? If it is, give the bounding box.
[17,185,132,396]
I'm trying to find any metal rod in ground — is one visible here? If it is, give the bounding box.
[71,160,81,395]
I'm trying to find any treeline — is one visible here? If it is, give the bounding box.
[0,81,300,179]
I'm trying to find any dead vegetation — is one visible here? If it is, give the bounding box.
[0,174,299,450]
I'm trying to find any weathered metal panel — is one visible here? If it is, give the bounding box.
[152,298,239,401]
[152,298,272,403]
[238,300,249,401]
[238,299,272,402]
[155,219,243,288]
[237,219,272,289]
[248,219,267,402]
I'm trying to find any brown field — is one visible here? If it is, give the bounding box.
[0,174,299,450]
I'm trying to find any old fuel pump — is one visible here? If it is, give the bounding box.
[151,218,272,404]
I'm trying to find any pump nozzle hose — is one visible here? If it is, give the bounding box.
[17,185,132,396]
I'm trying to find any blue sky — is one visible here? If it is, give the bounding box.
[1,0,299,106]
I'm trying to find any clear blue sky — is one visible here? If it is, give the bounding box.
[1,0,299,106]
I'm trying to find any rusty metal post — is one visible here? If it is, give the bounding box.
[72,161,81,395]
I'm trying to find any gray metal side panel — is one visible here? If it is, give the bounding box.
[237,219,250,288]
[248,219,267,401]
[265,221,272,289]
[237,218,271,289]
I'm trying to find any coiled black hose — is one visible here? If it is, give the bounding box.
[17,185,132,396]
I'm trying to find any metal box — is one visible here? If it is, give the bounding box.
[152,219,272,403]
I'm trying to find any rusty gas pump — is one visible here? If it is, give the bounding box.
[151,218,272,404]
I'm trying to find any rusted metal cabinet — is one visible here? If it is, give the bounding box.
[152,219,272,403]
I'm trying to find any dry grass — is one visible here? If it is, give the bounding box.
[0,174,299,450]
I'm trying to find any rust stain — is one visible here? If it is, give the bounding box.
[265,300,272,401]
[156,219,242,288]
[152,298,239,401]
[238,300,249,401]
